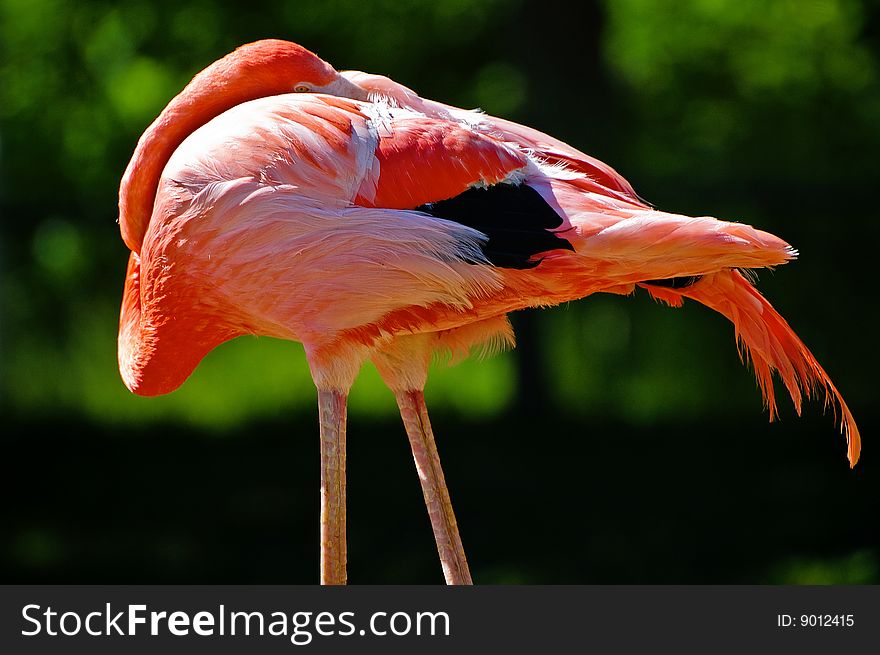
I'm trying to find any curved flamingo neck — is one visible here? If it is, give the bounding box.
[118,40,336,252]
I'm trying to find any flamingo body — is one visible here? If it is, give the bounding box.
[118,40,860,583]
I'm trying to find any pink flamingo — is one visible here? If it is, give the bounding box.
[118,40,860,585]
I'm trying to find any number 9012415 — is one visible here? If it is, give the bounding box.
[777,614,854,628]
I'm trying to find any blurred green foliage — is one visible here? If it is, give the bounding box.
[1,0,877,583]
[770,550,878,584]
[604,0,880,183]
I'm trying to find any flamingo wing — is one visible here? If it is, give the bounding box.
[353,110,527,209]
[350,102,584,270]
[339,70,645,205]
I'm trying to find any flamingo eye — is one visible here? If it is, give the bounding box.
[293,84,311,93]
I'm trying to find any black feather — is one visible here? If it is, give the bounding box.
[416,183,574,269]
[642,276,703,289]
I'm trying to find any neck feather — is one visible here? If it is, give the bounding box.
[118,42,334,252]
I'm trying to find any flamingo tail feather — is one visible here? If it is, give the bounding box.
[643,269,860,467]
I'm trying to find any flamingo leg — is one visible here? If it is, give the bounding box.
[318,388,348,585]
[395,389,472,585]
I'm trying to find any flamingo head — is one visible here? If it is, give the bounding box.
[222,39,368,100]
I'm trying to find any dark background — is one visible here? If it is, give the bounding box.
[1,0,877,583]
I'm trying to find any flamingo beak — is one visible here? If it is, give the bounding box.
[321,74,370,101]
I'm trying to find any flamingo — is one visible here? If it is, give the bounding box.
[117,39,860,585]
